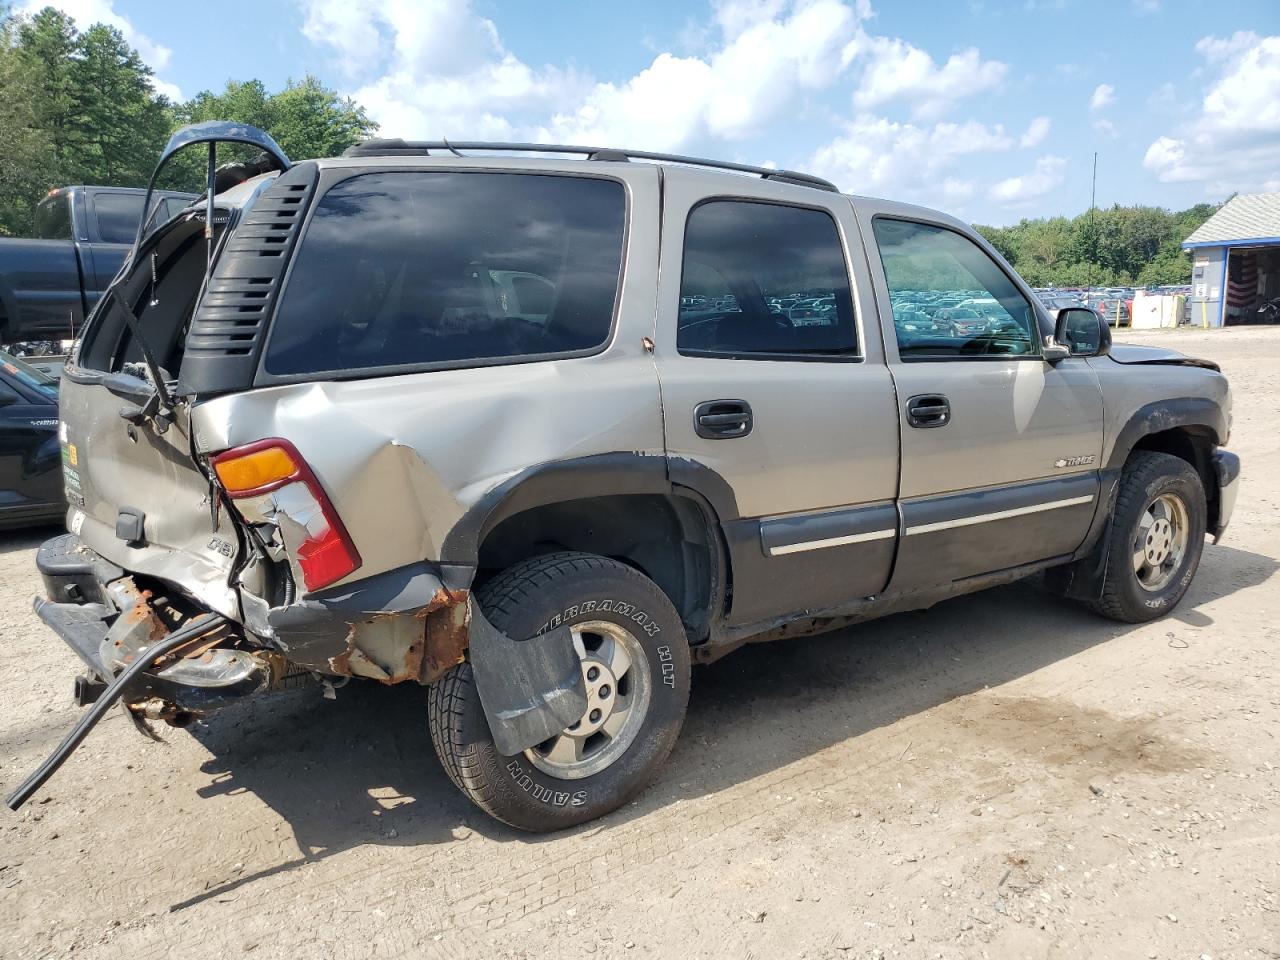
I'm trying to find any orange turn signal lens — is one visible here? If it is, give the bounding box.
[213,445,298,495]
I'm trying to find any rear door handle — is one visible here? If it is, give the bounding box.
[906,394,950,428]
[694,400,753,439]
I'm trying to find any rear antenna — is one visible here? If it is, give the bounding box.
[441,137,466,158]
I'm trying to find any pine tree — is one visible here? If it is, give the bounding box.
[70,24,170,186]
[14,7,79,181]
[0,8,56,235]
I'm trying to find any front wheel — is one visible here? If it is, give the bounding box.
[1088,451,1207,623]
[428,552,691,831]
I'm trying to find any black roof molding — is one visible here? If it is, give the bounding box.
[340,140,839,193]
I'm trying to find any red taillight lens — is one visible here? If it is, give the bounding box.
[211,439,361,592]
[295,524,360,593]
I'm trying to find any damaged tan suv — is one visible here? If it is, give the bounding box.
[8,123,1239,831]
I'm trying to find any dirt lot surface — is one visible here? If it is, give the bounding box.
[2,326,1278,960]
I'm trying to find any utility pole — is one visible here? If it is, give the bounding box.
[1088,151,1098,292]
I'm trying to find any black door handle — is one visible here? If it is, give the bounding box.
[906,394,950,428]
[694,400,753,439]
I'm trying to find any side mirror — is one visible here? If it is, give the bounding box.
[1053,307,1111,359]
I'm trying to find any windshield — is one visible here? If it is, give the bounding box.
[1,350,59,399]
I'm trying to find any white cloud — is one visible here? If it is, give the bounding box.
[1089,83,1115,110]
[1144,33,1280,193]
[299,0,589,142]
[941,177,976,203]
[149,77,184,103]
[809,114,1014,208]
[1020,115,1051,147]
[546,0,863,147]
[1132,0,1161,13]
[712,0,789,38]
[1194,30,1260,63]
[988,155,1067,204]
[298,0,1014,190]
[301,0,872,149]
[852,37,1007,120]
[1093,117,1117,138]
[19,0,181,96]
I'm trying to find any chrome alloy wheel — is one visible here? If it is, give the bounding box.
[524,620,652,780]
[1133,492,1190,592]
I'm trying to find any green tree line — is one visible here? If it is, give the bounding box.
[0,4,377,236]
[976,201,1221,288]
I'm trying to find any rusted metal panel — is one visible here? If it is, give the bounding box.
[326,586,470,685]
[422,587,470,682]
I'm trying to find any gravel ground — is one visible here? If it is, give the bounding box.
[1,326,1277,960]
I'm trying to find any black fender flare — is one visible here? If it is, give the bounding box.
[1047,397,1227,601]
[439,452,742,565]
[439,453,739,641]
[1104,397,1226,471]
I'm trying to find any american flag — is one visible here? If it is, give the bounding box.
[1227,250,1259,308]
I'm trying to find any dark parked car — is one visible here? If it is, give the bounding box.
[0,186,194,343]
[0,349,61,528]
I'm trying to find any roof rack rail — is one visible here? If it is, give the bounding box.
[340,140,840,193]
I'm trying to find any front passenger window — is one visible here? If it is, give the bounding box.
[872,218,1038,359]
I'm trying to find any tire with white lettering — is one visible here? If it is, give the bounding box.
[1088,451,1206,623]
[428,552,691,832]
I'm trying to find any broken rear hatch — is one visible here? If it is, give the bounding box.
[57,121,294,620]
[60,213,251,619]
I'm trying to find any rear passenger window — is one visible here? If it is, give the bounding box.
[872,218,1039,359]
[678,200,857,359]
[34,195,72,240]
[266,172,626,376]
[91,193,146,244]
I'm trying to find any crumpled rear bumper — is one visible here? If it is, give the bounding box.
[35,533,277,715]
[34,533,587,754]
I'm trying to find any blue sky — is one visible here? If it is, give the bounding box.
[26,0,1280,225]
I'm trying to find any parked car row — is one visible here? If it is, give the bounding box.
[888,288,1033,343]
[1033,285,1194,327]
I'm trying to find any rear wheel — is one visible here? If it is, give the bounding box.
[428,552,691,831]
[1088,451,1206,623]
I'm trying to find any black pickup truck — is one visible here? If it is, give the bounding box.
[0,186,193,343]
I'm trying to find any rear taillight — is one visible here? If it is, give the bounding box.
[211,438,361,592]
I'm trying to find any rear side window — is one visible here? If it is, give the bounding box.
[265,172,626,376]
[34,195,72,240]
[91,193,146,244]
[678,200,857,359]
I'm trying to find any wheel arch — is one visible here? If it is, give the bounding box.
[1108,398,1226,534]
[1047,399,1226,602]
[442,454,735,645]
